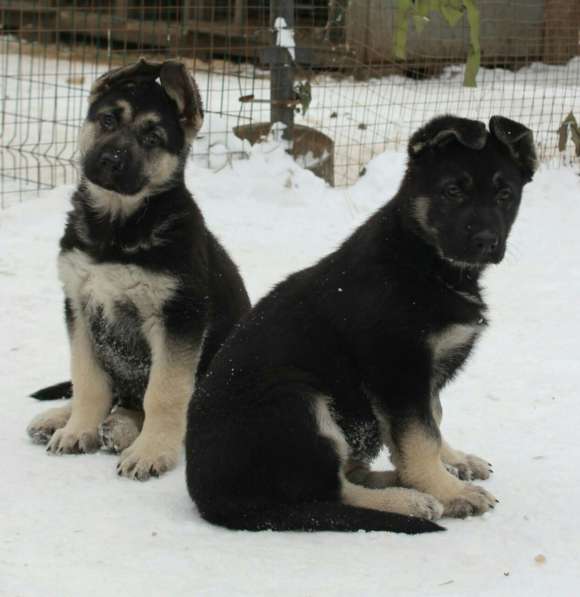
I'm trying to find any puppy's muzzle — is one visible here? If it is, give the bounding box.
[99,148,127,174]
[469,229,503,263]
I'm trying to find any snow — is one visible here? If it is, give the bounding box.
[1,140,580,596]
[273,17,296,62]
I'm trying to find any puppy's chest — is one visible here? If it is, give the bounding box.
[427,319,485,389]
[58,248,177,326]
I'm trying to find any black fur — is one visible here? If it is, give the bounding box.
[186,115,536,533]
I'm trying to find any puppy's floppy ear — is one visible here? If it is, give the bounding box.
[89,58,162,103]
[409,115,487,158]
[489,116,537,182]
[160,60,204,141]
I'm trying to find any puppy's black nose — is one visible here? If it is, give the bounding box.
[471,230,499,254]
[99,149,125,172]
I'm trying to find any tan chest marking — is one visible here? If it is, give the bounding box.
[427,324,479,364]
[58,249,177,323]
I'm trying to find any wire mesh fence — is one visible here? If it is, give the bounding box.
[1,1,579,206]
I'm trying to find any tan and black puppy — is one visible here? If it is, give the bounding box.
[27,59,250,480]
[186,115,536,533]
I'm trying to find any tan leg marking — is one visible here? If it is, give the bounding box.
[394,421,496,518]
[117,324,198,480]
[342,478,443,521]
[432,395,492,481]
[47,315,113,454]
[27,403,72,445]
[99,407,144,453]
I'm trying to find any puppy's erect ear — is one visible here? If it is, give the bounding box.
[489,115,537,182]
[409,115,487,158]
[89,58,162,103]
[160,61,204,141]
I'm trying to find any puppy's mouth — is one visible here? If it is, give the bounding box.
[84,169,148,197]
[442,247,505,267]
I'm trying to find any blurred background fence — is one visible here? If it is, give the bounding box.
[1,0,579,205]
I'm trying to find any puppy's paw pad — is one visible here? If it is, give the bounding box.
[444,484,496,518]
[46,427,100,454]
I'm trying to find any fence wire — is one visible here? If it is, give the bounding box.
[1,1,579,206]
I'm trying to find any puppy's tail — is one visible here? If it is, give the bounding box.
[202,502,444,534]
[30,381,72,401]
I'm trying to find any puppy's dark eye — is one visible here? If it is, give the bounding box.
[99,113,117,131]
[142,132,163,148]
[444,184,463,201]
[497,188,513,202]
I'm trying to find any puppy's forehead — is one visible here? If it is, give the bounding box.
[88,82,177,122]
[434,138,521,185]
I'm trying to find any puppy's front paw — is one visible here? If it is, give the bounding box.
[27,405,71,445]
[443,483,497,518]
[116,435,179,481]
[405,490,445,521]
[445,453,492,481]
[46,425,100,454]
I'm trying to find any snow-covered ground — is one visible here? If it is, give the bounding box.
[1,142,580,596]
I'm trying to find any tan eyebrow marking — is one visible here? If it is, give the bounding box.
[115,100,133,123]
[134,112,161,126]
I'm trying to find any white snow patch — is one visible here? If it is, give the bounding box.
[274,17,296,62]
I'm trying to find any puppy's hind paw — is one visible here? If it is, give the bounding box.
[99,407,143,454]
[445,453,493,481]
[27,405,72,445]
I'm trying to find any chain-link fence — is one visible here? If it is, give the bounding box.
[1,1,579,205]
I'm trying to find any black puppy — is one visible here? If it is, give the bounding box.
[186,115,536,533]
[27,59,250,480]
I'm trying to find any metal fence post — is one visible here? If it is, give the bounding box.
[270,0,295,142]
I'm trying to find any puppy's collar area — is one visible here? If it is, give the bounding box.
[431,271,486,308]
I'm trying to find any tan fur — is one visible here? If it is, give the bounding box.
[428,324,478,362]
[432,395,491,481]
[133,112,161,127]
[393,421,496,517]
[144,152,179,189]
[27,403,72,444]
[413,196,437,239]
[58,248,177,323]
[341,479,443,520]
[84,179,150,220]
[116,325,199,480]
[78,122,96,157]
[116,99,133,123]
[47,314,113,454]
[314,397,349,462]
[315,398,442,520]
